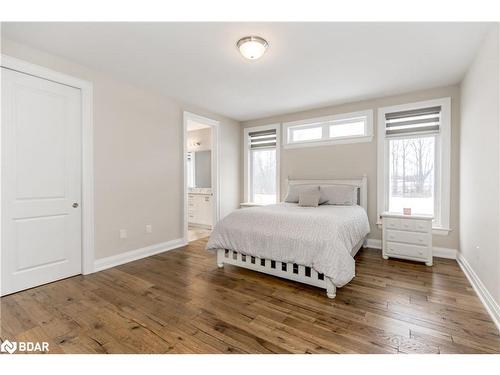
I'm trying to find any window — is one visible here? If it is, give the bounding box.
[244,124,280,204]
[283,110,373,148]
[378,98,451,233]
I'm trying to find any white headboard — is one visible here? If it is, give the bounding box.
[285,175,368,212]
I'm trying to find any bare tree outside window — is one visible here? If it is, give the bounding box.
[251,148,276,204]
[389,136,435,215]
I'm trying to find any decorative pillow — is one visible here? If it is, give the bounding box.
[320,184,357,205]
[298,190,321,207]
[284,184,320,203]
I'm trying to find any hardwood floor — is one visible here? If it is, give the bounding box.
[1,238,499,354]
[187,226,212,242]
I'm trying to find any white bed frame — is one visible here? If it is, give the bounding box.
[216,175,368,299]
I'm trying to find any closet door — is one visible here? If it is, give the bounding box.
[1,68,82,295]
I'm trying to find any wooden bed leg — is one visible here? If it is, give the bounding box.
[326,279,336,299]
[216,249,224,268]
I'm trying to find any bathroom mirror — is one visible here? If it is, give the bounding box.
[187,150,211,188]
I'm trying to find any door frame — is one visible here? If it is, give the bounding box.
[1,54,95,275]
[182,111,220,243]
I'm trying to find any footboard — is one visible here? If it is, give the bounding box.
[216,249,337,298]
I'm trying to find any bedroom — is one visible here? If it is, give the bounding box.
[0,0,499,371]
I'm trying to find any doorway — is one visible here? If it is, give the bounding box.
[183,112,219,243]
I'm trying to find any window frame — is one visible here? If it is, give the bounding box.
[243,124,281,204]
[186,151,196,188]
[377,97,451,235]
[282,110,374,149]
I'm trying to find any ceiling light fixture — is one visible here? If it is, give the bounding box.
[237,36,269,60]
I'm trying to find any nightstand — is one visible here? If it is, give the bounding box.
[381,212,433,266]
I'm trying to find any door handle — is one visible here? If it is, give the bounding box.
[72,203,79,208]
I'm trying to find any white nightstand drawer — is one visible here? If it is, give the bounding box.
[386,241,429,260]
[382,212,433,265]
[384,218,415,230]
[386,229,429,246]
[414,220,432,232]
[384,217,431,232]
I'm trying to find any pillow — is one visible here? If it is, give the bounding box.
[284,184,320,203]
[298,190,321,207]
[320,184,357,205]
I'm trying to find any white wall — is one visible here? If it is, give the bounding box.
[1,38,241,260]
[460,25,500,309]
[242,85,461,250]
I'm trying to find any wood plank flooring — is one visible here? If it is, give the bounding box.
[1,238,499,354]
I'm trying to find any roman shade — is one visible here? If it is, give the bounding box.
[385,106,441,136]
[249,129,277,149]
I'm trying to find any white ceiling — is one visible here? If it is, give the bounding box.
[2,22,491,121]
[187,119,210,131]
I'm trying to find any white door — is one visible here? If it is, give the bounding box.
[1,68,82,296]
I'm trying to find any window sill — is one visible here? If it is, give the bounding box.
[432,227,451,236]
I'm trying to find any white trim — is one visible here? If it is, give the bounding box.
[457,252,500,332]
[1,54,95,275]
[377,97,451,234]
[284,135,373,149]
[243,123,281,203]
[364,239,457,260]
[94,238,187,272]
[282,109,373,149]
[432,227,453,236]
[183,111,220,243]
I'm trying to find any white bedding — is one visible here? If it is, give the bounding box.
[206,203,370,287]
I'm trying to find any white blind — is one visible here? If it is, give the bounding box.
[385,106,441,136]
[249,129,277,149]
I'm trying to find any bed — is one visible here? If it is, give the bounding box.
[206,176,370,298]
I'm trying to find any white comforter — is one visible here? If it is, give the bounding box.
[206,203,370,287]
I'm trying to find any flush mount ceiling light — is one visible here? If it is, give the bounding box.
[237,36,269,60]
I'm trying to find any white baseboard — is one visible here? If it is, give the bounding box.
[94,238,187,272]
[457,253,500,332]
[433,246,457,259]
[364,238,456,259]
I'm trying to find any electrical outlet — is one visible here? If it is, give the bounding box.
[145,224,152,234]
[119,229,127,239]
